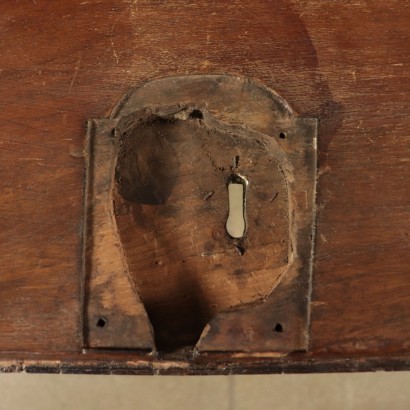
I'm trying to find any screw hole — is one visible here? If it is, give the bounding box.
[190,109,203,119]
[274,323,283,332]
[96,318,107,328]
[279,132,286,139]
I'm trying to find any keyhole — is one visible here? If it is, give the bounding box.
[226,174,248,239]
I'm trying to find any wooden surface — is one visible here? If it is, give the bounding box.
[0,0,409,372]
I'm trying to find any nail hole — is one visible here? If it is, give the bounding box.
[96,318,107,328]
[274,323,283,332]
[190,109,203,119]
[235,245,246,256]
[279,132,286,139]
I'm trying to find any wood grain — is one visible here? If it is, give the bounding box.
[0,0,409,372]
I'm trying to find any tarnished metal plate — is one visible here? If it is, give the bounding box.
[84,75,317,354]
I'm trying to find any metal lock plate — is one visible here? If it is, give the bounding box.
[83,75,317,355]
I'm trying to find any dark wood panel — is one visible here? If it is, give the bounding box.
[0,0,409,371]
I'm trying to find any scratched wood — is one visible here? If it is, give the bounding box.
[0,0,409,372]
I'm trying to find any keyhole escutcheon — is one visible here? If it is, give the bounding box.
[226,174,248,239]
